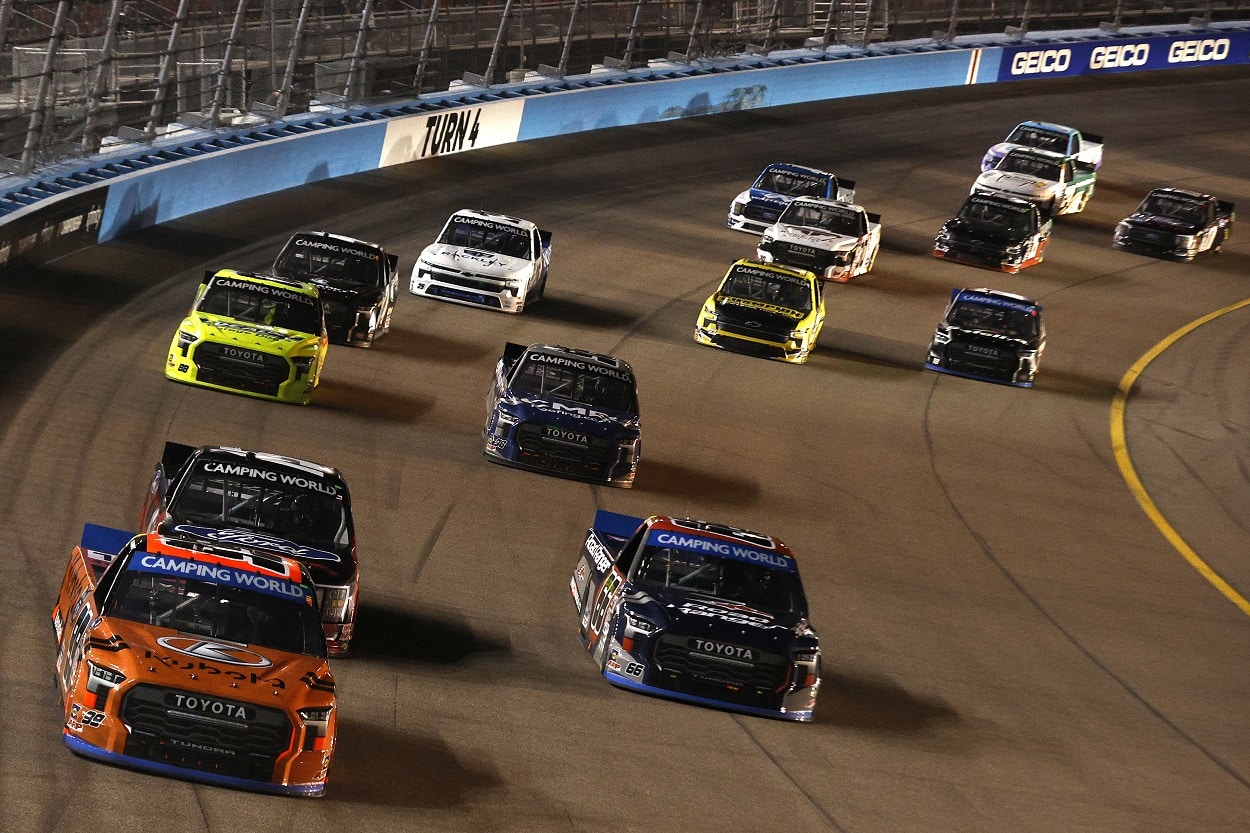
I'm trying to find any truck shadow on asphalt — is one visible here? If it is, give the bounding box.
[372,326,496,364]
[813,331,926,373]
[633,460,760,506]
[527,296,640,330]
[330,718,504,808]
[351,601,512,665]
[813,671,961,733]
[312,379,436,422]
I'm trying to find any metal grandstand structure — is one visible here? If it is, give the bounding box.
[1,0,1244,174]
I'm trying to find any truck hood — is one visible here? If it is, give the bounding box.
[283,275,384,307]
[767,223,858,252]
[420,244,528,279]
[506,394,638,434]
[98,618,332,699]
[164,523,355,585]
[940,217,1030,246]
[714,294,807,328]
[1121,213,1202,235]
[625,588,809,652]
[975,171,1058,199]
[192,314,317,352]
[739,189,792,211]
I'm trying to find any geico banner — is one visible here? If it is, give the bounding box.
[997,31,1250,81]
[379,99,525,167]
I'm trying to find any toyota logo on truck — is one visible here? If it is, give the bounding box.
[689,638,756,661]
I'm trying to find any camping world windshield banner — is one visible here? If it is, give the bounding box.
[997,31,1250,82]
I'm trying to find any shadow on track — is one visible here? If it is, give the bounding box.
[371,327,495,364]
[814,671,961,733]
[633,459,761,506]
[313,379,435,422]
[526,295,641,330]
[330,718,504,808]
[351,601,512,665]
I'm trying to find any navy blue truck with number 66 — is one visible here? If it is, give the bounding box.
[571,510,820,721]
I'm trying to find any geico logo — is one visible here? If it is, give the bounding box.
[1090,43,1149,69]
[1168,38,1229,63]
[1010,49,1071,75]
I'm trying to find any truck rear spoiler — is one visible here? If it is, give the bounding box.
[81,523,135,555]
[867,212,882,225]
[591,509,644,540]
[502,341,529,370]
[1218,200,1235,217]
[160,441,198,477]
[1079,131,1103,144]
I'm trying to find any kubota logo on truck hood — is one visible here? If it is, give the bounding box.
[156,636,273,667]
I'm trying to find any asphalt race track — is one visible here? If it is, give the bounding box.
[3,66,1249,833]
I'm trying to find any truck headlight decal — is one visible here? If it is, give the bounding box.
[320,583,355,624]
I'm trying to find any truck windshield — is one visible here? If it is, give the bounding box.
[780,202,864,236]
[958,199,1036,237]
[754,168,828,198]
[1005,125,1068,154]
[632,545,803,612]
[719,266,813,313]
[438,217,532,259]
[510,356,637,414]
[168,464,350,558]
[996,153,1061,181]
[1140,193,1208,224]
[947,301,1039,338]
[105,558,326,657]
[197,284,323,335]
[273,239,383,289]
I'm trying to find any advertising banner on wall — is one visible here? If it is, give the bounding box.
[0,188,107,273]
[997,31,1250,82]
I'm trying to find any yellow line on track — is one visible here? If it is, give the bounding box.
[1110,298,1250,617]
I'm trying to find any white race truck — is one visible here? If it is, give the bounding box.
[756,197,881,282]
[411,209,551,313]
[972,148,1097,218]
[981,121,1103,172]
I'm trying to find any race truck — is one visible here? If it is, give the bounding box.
[484,342,641,487]
[270,231,399,348]
[695,259,825,364]
[933,193,1053,273]
[972,148,1096,217]
[410,209,551,313]
[981,120,1104,172]
[139,443,359,657]
[1112,187,1235,261]
[570,510,820,722]
[165,268,328,405]
[53,525,336,796]
[756,196,881,282]
[727,162,856,234]
[925,287,1046,387]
